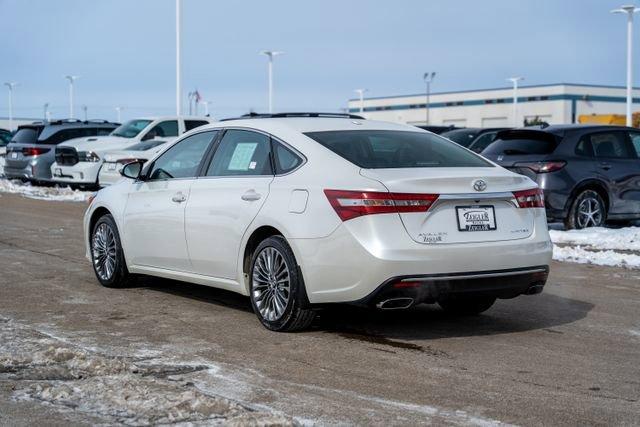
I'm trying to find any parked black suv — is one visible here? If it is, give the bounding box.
[483,125,640,229]
[4,119,118,183]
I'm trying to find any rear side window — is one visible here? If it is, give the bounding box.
[305,130,492,168]
[206,130,273,176]
[589,132,635,159]
[97,127,115,136]
[470,132,498,153]
[41,127,95,145]
[185,120,209,131]
[144,120,179,140]
[273,142,303,174]
[441,129,479,147]
[483,130,559,155]
[11,127,41,144]
[575,138,594,157]
[629,132,640,157]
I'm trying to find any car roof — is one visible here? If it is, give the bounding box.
[134,116,213,121]
[203,117,421,134]
[513,124,636,135]
[19,120,119,129]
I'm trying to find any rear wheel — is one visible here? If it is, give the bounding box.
[90,214,132,288]
[438,295,496,315]
[249,236,315,332]
[565,189,606,230]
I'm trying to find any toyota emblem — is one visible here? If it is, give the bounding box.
[473,179,487,192]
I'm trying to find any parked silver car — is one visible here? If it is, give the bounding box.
[4,120,118,183]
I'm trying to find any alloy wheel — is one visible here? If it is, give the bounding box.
[252,247,291,322]
[92,223,117,281]
[577,196,603,228]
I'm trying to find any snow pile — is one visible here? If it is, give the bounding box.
[0,317,293,426]
[0,178,91,202]
[550,226,640,269]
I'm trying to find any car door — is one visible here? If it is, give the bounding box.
[123,130,219,271]
[185,129,274,279]
[589,130,640,214]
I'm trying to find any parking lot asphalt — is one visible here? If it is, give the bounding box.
[0,192,639,425]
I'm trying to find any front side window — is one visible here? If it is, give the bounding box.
[441,129,480,147]
[147,131,218,180]
[590,132,634,159]
[305,130,492,169]
[111,119,152,138]
[206,130,272,176]
[143,120,179,140]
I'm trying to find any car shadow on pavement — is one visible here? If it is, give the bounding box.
[138,276,593,340]
[316,293,594,341]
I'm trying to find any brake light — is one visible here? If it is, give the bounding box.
[514,161,566,173]
[513,188,545,208]
[22,147,50,156]
[324,190,439,221]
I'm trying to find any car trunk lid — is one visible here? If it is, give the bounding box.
[360,167,537,244]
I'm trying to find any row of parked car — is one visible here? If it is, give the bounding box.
[1,117,213,189]
[1,116,639,230]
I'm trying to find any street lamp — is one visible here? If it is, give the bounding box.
[64,75,80,118]
[612,5,640,127]
[115,106,123,123]
[354,89,368,114]
[423,72,436,125]
[176,0,182,116]
[3,82,18,131]
[200,100,211,116]
[507,77,524,127]
[260,50,284,113]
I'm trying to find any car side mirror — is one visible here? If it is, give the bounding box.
[120,160,145,180]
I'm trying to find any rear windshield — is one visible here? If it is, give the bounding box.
[305,130,493,169]
[441,129,479,147]
[483,130,559,155]
[10,127,42,144]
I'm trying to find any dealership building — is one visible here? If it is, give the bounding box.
[348,83,640,127]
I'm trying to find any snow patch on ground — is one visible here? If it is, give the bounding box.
[550,227,640,269]
[0,316,293,426]
[0,178,91,202]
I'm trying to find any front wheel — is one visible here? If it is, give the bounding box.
[90,214,132,288]
[565,190,606,229]
[249,236,315,332]
[438,295,496,315]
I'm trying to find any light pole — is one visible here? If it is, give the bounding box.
[354,89,368,114]
[201,100,211,116]
[176,0,182,116]
[115,106,122,122]
[260,50,284,113]
[423,72,436,125]
[44,103,49,121]
[507,77,524,127]
[612,5,640,126]
[65,75,79,118]
[82,105,88,121]
[3,82,17,131]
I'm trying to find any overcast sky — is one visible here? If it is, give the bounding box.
[0,0,632,121]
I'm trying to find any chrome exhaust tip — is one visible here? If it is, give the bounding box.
[376,297,414,310]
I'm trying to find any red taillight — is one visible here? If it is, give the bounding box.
[513,188,545,208]
[324,189,439,221]
[22,147,50,156]
[514,161,566,173]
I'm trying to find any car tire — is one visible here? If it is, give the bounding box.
[565,189,606,230]
[249,236,315,332]
[438,295,496,315]
[90,214,132,288]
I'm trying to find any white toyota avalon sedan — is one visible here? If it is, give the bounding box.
[84,113,552,331]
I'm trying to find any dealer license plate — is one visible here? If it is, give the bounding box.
[456,205,497,232]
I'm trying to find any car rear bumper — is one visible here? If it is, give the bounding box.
[50,162,101,186]
[290,211,552,304]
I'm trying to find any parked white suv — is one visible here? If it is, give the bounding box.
[51,116,213,188]
[84,114,552,331]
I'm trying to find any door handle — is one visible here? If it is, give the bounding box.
[599,162,612,171]
[171,192,187,203]
[241,190,262,201]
